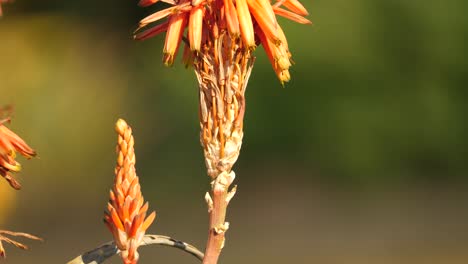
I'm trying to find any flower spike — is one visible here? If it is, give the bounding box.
[282,0,309,16]
[104,119,156,264]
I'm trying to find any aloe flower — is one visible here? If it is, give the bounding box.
[0,114,41,257]
[104,119,156,264]
[0,118,36,190]
[135,0,310,83]
[134,1,310,263]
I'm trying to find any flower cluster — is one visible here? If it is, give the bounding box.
[104,119,156,264]
[0,118,36,190]
[135,0,310,83]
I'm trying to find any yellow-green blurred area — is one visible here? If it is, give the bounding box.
[1,0,468,263]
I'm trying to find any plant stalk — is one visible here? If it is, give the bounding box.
[203,171,236,264]
[67,234,204,264]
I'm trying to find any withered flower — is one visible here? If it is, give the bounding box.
[104,119,156,264]
[0,230,42,258]
[135,0,310,83]
[0,118,37,190]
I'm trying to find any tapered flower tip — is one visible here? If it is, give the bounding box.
[115,119,128,134]
[105,119,156,264]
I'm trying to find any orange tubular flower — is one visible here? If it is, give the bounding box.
[134,0,311,83]
[0,118,36,190]
[104,119,156,264]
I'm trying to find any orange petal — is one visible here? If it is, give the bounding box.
[0,135,14,155]
[252,0,278,26]
[247,0,280,44]
[127,177,139,198]
[129,213,143,237]
[277,24,291,58]
[139,3,189,27]
[192,0,205,6]
[273,6,312,24]
[223,0,240,38]
[236,0,256,48]
[283,0,309,16]
[141,211,156,232]
[104,215,114,233]
[110,208,125,231]
[163,12,189,66]
[138,0,159,6]
[109,190,116,202]
[188,5,204,51]
[128,199,139,219]
[0,126,36,158]
[256,25,291,83]
[139,202,149,215]
[134,22,169,42]
[115,187,125,206]
[122,196,132,222]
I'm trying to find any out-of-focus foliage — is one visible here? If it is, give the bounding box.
[2,0,467,185]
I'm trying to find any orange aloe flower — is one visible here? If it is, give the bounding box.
[104,119,156,264]
[0,118,37,190]
[135,0,311,83]
[0,110,41,257]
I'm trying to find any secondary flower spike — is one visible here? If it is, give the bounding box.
[104,119,156,264]
[0,118,37,190]
[134,0,311,83]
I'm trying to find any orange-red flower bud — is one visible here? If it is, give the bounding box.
[104,119,156,264]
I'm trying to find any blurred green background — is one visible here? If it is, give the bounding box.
[1,0,468,263]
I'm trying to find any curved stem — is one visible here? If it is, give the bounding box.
[67,234,204,264]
